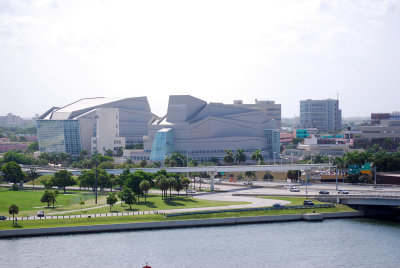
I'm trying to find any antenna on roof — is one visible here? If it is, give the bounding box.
[337,92,339,101]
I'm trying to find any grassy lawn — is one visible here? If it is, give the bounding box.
[0,188,104,217]
[259,196,326,206]
[0,205,356,230]
[51,194,250,215]
[25,175,53,185]
[0,188,249,217]
[25,175,78,186]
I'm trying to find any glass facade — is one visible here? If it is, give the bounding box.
[150,128,175,161]
[264,129,280,160]
[37,120,82,155]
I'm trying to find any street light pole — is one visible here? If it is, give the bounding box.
[94,152,98,204]
[335,166,338,190]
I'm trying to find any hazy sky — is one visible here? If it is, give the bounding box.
[1,0,399,119]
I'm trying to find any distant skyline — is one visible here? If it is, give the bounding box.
[1,0,399,119]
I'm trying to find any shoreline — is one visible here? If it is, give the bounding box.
[0,211,364,239]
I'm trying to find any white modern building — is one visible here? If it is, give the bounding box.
[137,95,280,163]
[37,97,154,156]
[38,95,281,162]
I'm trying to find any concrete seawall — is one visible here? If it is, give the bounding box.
[0,211,364,239]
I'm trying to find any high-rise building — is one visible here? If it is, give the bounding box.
[300,99,342,132]
[37,97,154,156]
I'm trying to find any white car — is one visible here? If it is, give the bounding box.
[290,187,300,192]
[243,181,253,186]
[186,189,196,194]
[37,210,45,217]
[338,189,349,194]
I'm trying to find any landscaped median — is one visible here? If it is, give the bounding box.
[0,203,360,238]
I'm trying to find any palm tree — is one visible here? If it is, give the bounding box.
[168,178,176,199]
[333,156,347,183]
[157,176,169,200]
[165,152,186,167]
[79,200,85,211]
[223,150,234,165]
[251,149,264,165]
[245,171,256,181]
[8,204,19,225]
[26,168,39,188]
[181,177,190,197]
[234,149,247,165]
[139,180,150,203]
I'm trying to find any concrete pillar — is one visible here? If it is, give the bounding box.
[210,172,215,192]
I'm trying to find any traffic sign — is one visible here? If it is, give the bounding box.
[348,165,360,175]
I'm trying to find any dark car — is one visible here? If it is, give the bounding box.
[273,203,285,208]
[0,215,7,220]
[319,190,330,194]
[303,200,314,206]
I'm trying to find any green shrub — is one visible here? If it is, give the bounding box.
[11,184,19,191]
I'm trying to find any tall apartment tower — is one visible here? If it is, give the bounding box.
[300,99,342,132]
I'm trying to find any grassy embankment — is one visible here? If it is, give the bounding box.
[25,175,53,185]
[0,195,356,230]
[0,206,355,230]
[258,196,326,206]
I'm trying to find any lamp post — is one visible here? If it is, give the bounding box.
[335,166,338,190]
[93,152,98,204]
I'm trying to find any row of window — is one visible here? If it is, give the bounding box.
[174,149,263,154]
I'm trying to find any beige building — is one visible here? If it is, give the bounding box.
[233,99,281,128]
[359,120,400,139]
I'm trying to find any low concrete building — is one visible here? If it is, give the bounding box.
[297,143,351,157]
[359,120,400,139]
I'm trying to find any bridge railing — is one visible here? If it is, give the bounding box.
[320,193,400,199]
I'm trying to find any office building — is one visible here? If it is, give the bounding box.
[300,99,342,132]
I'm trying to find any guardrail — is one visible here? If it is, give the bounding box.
[318,194,400,199]
[165,204,335,217]
[3,210,164,221]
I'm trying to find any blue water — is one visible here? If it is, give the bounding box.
[1,218,400,268]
